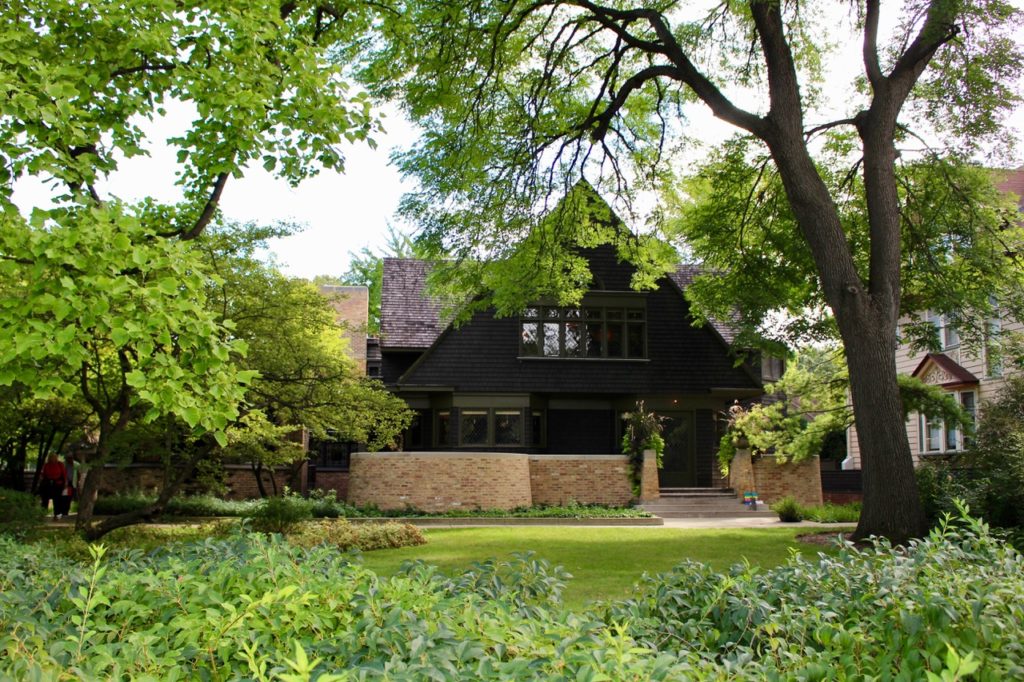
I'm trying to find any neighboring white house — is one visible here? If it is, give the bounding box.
[846,168,1024,469]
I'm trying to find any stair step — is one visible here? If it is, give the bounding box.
[659,487,734,494]
[654,510,778,519]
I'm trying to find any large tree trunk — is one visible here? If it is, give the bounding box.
[842,315,926,543]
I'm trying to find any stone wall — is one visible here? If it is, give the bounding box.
[529,455,634,506]
[348,452,533,512]
[749,454,823,506]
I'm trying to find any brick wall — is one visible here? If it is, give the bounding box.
[94,464,302,500]
[749,455,823,506]
[319,285,369,372]
[311,469,349,500]
[529,455,634,506]
[348,452,533,511]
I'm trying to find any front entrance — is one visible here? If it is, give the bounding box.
[658,411,696,487]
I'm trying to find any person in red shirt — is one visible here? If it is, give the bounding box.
[39,452,67,519]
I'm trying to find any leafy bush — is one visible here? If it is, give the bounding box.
[246,493,314,533]
[287,519,426,552]
[0,488,46,539]
[802,502,861,523]
[2,509,1022,679]
[917,376,1024,545]
[773,495,803,522]
[93,491,650,519]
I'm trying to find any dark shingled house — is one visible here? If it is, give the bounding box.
[378,245,767,488]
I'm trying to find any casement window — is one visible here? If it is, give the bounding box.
[520,304,646,359]
[985,314,1003,378]
[919,391,976,454]
[457,408,524,447]
[436,411,451,446]
[926,310,959,350]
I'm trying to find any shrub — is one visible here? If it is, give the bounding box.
[286,519,426,552]
[917,376,1024,544]
[801,501,860,523]
[773,495,803,522]
[246,492,313,533]
[2,509,1023,680]
[0,488,46,539]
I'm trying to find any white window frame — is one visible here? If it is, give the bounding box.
[918,390,977,455]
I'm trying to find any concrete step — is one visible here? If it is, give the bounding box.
[655,509,778,519]
[642,503,755,512]
[659,487,734,495]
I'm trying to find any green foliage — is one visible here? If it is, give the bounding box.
[286,519,426,552]
[772,498,862,524]
[0,488,46,539]
[773,496,803,523]
[917,376,1024,546]
[621,400,665,497]
[2,510,1022,678]
[246,493,315,534]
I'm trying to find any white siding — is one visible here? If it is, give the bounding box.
[845,316,1022,468]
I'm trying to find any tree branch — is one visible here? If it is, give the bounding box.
[177,172,229,240]
[862,0,884,90]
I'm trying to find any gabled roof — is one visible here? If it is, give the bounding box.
[668,264,741,344]
[381,258,740,350]
[910,352,979,388]
[380,258,446,349]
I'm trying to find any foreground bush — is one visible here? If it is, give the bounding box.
[2,510,1021,679]
[287,519,426,552]
[772,497,861,523]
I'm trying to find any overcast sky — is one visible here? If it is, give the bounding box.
[11,6,1023,280]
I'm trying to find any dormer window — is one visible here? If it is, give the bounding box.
[520,303,646,359]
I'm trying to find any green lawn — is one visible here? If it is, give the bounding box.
[361,526,847,608]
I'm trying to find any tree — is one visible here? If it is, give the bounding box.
[366,0,1022,542]
[1,1,386,536]
[199,223,412,492]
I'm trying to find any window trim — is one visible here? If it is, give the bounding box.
[918,390,977,455]
[519,303,646,360]
[455,408,526,448]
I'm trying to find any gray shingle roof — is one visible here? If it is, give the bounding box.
[381,258,741,349]
[668,265,741,344]
[380,258,446,349]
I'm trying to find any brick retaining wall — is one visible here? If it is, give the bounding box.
[529,455,633,506]
[348,452,533,512]
[750,455,823,506]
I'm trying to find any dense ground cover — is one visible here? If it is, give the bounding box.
[93,491,651,519]
[2,513,1021,679]
[360,527,833,607]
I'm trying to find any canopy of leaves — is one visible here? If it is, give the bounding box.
[0,204,252,444]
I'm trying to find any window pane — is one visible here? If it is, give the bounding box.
[586,322,604,357]
[926,417,942,451]
[437,411,450,446]
[946,422,958,450]
[606,309,623,321]
[460,410,488,446]
[544,307,559,319]
[494,410,522,445]
[565,321,585,357]
[522,307,539,318]
[564,308,582,319]
[606,323,624,357]
[584,307,602,320]
[521,322,539,355]
[542,322,560,356]
[627,309,644,321]
[627,323,645,358]
[944,322,960,348]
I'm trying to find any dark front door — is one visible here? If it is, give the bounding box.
[658,411,696,487]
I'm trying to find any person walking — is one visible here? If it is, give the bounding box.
[39,453,67,519]
[55,453,77,517]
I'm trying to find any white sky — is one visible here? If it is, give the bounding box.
[10,4,1023,280]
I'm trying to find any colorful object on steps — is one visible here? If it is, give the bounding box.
[743,491,759,509]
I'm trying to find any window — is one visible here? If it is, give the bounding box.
[520,304,645,358]
[985,313,1003,377]
[926,310,959,350]
[456,408,525,447]
[460,410,489,446]
[919,390,976,454]
[531,410,544,447]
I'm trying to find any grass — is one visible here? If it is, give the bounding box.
[360,526,848,608]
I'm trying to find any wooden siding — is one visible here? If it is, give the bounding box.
[396,246,760,395]
[847,316,1023,468]
[547,409,617,454]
